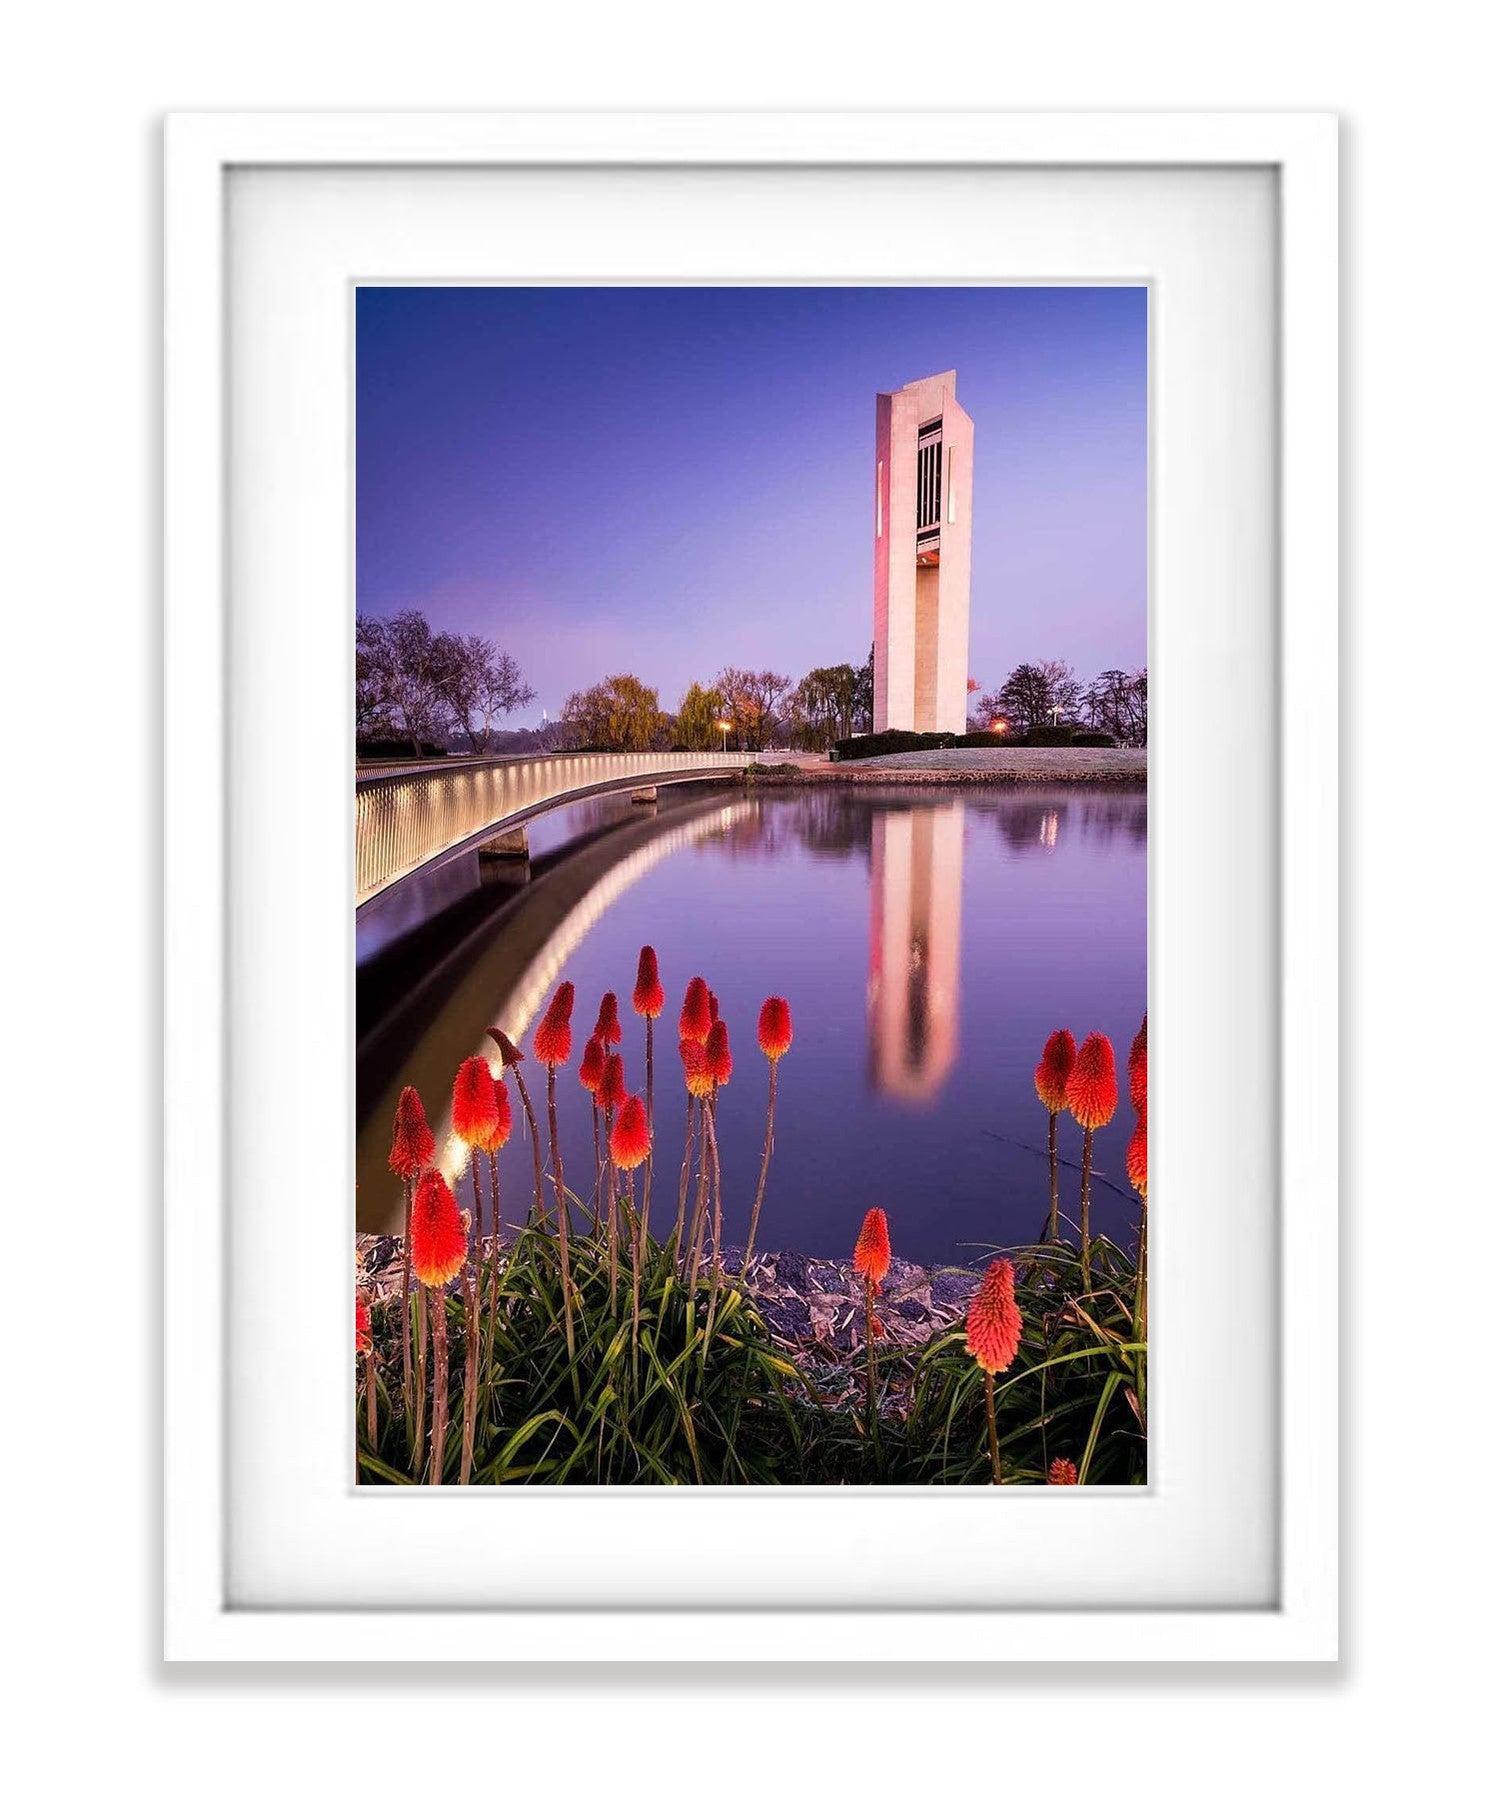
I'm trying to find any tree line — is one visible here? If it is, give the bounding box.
[355,608,1146,757]
[560,654,876,754]
[970,661,1148,746]
[356,610,536,755]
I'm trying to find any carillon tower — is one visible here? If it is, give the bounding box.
[873,369,975,735]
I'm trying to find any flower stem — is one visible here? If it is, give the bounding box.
[675,1098,696,1262]
[545,1067,579,1377]
[511,1066,548,1228]
[400,1177,414,1422]
[863,1275,878,1425]
[364,1345,378,1453]
[742,1060,778,1277]
[985,1370,1000,1485]
[459,1263,478,1485]
[1080,1127,1095,1294]
[428,1290,448,1486]
[413,1285,427,1473]
[1047,1111,1059,1241]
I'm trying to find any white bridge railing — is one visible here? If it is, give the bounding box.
[355,750,755,908]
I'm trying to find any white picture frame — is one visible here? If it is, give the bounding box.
[164,111,1338,1663]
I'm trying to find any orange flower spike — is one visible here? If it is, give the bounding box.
[708,990,721,1026]
[599,1050,627,1112]
[533,981,575,1067]
[450,1055,500,1148]
[1048,1458,1079,1486]
[757,996,793,1062]
[680,1040,714,1101]
[388,1085,435,1179]
[1126,1102,1147,1198]
[965,1258,1023,1374]
[593,990,623,1048]
[355,1294,372,1356]
[1033,1029,1076,1115]
[852,1207,892,1289]
[479,1076,513,1154]
[409,1169,468,1288]
[1128,1014,1147,1113]
[705,1017,733,1089]
[679,976,712,1046]
[578,1034,606,1097]
[1066,1032,1119,1131]
[632,945,665,1019]
[609,1094,651,1171]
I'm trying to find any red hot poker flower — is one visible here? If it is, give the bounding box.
[852,1207,892,1289]
[705,1018,733,1088]
[599,1050,627,1112]
[632,945,665,1019]
[609,1094,651,1171]
[1034,1029,1076,1116]
[1128,1014,1147,1113]
[1048,1458,1079,1486]
[533,982,575,1067]
[578,1034,606,1096]
[1126,1102,1147,1198]
[680,1040,714,1100]
[451,1056,500,1147]
[708,990,721,1025]
[679,976,712,1046]
[757,996,793,1062]
[388,1085,436,1180]
[409,1169,468,1289]
[478,1077,513,1154]
[965,1258,1023,1374]
[355,1294,372,1356]
[593,991,623,1047]
[1066,1032,1119,1132]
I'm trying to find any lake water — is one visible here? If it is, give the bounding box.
[356,781,1146,1269]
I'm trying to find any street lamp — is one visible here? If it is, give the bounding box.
[717,718,732,752]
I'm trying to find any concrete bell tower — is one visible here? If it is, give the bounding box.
[873,369,975,735]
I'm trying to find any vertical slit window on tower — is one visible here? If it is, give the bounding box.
[947,448,956,523]
[877,460,883,537]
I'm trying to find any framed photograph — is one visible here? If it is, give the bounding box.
[164,112,1337,1661]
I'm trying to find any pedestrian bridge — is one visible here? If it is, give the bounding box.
[355,750,759,908]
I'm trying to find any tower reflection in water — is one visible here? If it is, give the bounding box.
[867,801,965,1102]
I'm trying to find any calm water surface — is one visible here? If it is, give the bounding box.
[356,782,1146,1267]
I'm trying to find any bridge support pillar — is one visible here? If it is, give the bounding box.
[478,825,530,862]
[631,786,658,804]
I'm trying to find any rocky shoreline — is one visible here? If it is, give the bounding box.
[356,1232,981,1366]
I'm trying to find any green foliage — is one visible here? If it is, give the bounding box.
[831,729,957,761]
[560,673,667,751]
[675,681,726,750]
[361,1208,806,1486]
[359,1221,1145,1487]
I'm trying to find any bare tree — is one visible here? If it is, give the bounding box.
[1083,668,1148,745]
[355,616,396,738]
[996,664,1055,730]
[435,634,537,754]
[375,610,448,754]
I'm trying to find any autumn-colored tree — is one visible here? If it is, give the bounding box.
[560,673,666,750]
[715,666,792,750]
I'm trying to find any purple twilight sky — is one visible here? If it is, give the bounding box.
[356,285,1146,726]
